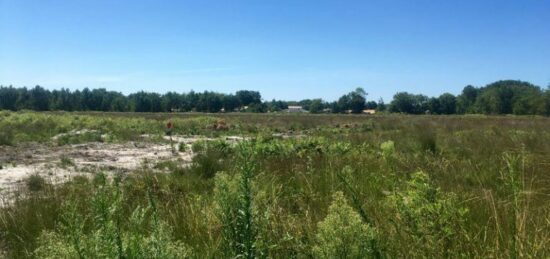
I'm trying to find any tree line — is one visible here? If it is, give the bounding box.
[1,80,549,115]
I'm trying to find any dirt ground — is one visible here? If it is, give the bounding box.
[0,135,230,198]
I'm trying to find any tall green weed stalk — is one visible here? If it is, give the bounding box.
[34,180,191,258]
[501,152,526,258]
[213,143,258,258]
[336,166,383,258]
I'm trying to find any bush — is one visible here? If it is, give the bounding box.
[190,151,224,178]
[191,140,206,153]
[26,174,46,192]
[59,156,75,168]
[313,191,377,258]
[56,131,103,146]
[92,172,108,186]
[416,130,437,154]
[388,172,468,257]
[34,182,192,258]
[178,142,187,152]
[190,140,234,178]
[380,140,395,158]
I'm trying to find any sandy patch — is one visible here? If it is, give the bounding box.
[0,135,247,195]
[0,139,190,193]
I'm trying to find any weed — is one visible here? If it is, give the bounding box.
[313,191,377,258]
[380,140,395,158]
[34,181,192,258]
[191,140,206,153]
[501,152,526,258]
[178,142,187,152]
[213,143,257,258]
[92,172,108,186]
[388,172,468,257]
[416,129,437,154]
[190,150,224,178]
[26,174,46,192]
[59,156,75,168]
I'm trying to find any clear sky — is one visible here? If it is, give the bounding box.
[1,0,549,101]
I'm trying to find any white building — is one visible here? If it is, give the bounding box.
[287,106,307,113]
[363,109,376,114]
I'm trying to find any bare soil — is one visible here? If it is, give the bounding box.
[0,136,206,193]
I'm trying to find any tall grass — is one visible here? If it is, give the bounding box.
[0,112,550,257]
[33,179,191,258]
[213,143,257,258]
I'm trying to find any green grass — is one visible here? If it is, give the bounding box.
[26,174,47,192]
[58,156,75,168]
[0,111,550,258]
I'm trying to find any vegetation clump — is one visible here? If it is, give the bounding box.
[388,171,468,257]
[213,144,257,258]
[313,191,377,259]
[59,156,75,168]
[26,174,46,192]
[380,140,395,158]
[34,181,192,258]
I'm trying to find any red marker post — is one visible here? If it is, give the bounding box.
[166,120,175,154]
[166,121,173,134]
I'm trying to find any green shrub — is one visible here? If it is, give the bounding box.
[313,191,377,259]
[190,151,224,178]
[178,142,187,152]
[380,140,395,158]
[213,144,257,258]
[0,126,14,145]
[360,120,375,132]
[56,131,103,146]
[209,139,233,155]
[34,182,192,258]
[191,140,206,153]
[59,156,75,168]
[92,172,108,186]
[154,160,187,175]
[388,171,468,257]
[416,130,437,154]
[27,174,46,192]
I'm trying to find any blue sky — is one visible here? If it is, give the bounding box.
[1,0,549,101]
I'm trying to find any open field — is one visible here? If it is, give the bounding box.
[1,111,550,258]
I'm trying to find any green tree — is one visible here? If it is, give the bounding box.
[30,85,50,111]
[456,85,478,114]
[438,93,457,114]
[389,92,428,114]
[376,98,386,112]
[236,90,262,107]
[365,101,377,110]
[309,99,324,113]
[337,88,367,113]
[428,97,440,114]
[222,94,240,112]
[475,80,543,115]
[0,86,18,110]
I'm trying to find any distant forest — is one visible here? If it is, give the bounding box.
[1,80,550,115]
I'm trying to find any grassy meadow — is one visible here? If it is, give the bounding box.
[0,110,549,258]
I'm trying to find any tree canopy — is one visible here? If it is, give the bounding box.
[1,80,550,115]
